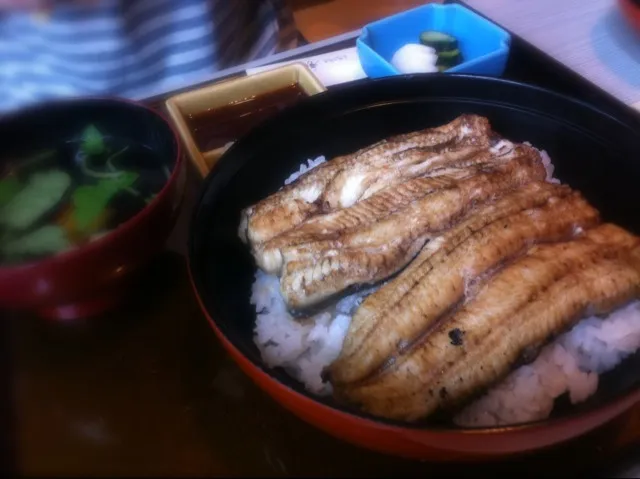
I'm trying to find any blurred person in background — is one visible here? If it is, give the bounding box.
[0,0,301,111]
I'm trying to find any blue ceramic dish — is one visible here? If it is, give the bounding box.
[357,4,511,78]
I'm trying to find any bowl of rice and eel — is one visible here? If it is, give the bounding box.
[188,74,640,460]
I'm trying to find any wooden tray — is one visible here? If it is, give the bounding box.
[4,26,640,478]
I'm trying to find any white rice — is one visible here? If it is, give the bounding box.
[525,141,560,184]
[454,301,640,427]
[284,156,326,185]
[251,269,373,395]
[250,149,640,427]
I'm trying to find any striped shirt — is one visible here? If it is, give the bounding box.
[0,0,300,111]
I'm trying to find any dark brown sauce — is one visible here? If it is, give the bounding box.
[187,83,307,152]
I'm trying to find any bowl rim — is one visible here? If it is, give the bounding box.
[188,73,640,435]
[0,97,183,273]
[619,0,640,29]
[192,262,640,436]
[188,258,640,442]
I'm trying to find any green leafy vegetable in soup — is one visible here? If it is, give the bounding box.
[72,171,139,232]
[81,124,106,156]
[0,169,71,231]
[0,177,21,207]
[1,225,71,260]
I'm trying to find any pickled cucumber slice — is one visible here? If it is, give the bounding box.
[419,31,458,53]
[436,49,463,69]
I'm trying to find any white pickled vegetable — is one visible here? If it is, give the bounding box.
[391,43,438,74]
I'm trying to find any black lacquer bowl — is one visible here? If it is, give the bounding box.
[189,75,640,460]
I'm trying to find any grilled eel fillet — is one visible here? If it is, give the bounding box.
[329,184,601,385]
[278,149,548,310]
[334,224,640,422]
[255,143,529,274]
[239,114,493,247]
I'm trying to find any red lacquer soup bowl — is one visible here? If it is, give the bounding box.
[0,98,186,320]
[619,0,640,33]
[188,75,640,460]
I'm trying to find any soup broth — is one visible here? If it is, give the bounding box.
[0,124,172,266]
